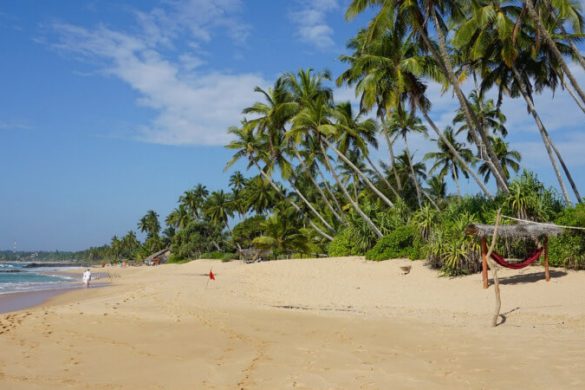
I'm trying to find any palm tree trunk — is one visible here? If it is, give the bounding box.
[352,176,360,202]
[380,114,402,190]
[525,0,585,106]
[421,110,493,197]
[322,139,395,208]
[548,139,582,202]
[254,162,334,241]
[512,68,573,204]
[290,176,336,232]
[316,166,345,214]
[454,175,461,197]
[403,139,423,208]
[320,143,383,238]
[427,8,510,193]
[561,77,585,115]
[421,188,440,211]
[294,151,346,224]
[562,27,585,71]
[364,153,402,200]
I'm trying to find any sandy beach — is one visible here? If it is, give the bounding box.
[1,257,584,389]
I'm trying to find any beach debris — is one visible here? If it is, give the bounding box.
[400,265,412,275]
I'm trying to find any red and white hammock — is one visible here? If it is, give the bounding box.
[490,247,544,270]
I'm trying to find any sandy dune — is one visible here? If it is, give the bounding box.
[1,257,584,389]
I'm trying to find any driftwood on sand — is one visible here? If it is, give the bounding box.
[485,212,502,327]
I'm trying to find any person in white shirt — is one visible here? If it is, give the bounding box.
[82,269,92,288]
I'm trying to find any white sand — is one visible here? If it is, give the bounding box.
[1,257,584,389]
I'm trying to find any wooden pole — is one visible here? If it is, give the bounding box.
[544,236,550,282]
[481,236,489,289]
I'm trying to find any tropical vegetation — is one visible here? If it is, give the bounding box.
[12,1,585,275]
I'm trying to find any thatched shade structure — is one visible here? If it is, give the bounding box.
[466,222,564,288]
[465,223,564,239]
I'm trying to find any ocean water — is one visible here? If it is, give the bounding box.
[0,263,78,294]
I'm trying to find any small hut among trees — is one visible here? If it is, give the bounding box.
[145,248,171,266]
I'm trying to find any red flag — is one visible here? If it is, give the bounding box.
[209,270,215,280]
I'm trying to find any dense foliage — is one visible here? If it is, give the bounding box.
[365,226,422,261]
[14,1,585,277]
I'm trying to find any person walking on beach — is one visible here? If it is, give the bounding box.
[82,268,92,288]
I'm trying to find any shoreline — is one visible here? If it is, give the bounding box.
[0,281,110,314]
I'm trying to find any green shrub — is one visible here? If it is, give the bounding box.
[200,252,225,260]
[167,254,190,264]
[221,253,237,262]
[547,204,585,269]
[423,212,481,276]
[365,226,421,261]
[328,229,361,257]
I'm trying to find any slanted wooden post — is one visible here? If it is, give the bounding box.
[543,236,550,282]
[481,236,489,288]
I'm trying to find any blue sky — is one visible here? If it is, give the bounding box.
[1,0,584,251]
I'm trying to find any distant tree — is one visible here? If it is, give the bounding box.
[138,210,161,240]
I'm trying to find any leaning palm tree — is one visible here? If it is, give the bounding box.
[425,127,475,196]
[454,0,580,203]
[338,23,492,197]
[345,0,510,192]
[332,101,401,200]
[453,90,508,144]
[386,109,428,208]
[225,125,334,241]
[478,137,522,185]
[243,78,336,233]
[284,69,394,209]
[289,95,384,237]
[523,0,585,106]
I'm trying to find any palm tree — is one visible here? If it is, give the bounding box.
[285,69,395,208]
[386,109,428,208]
[338,21,492,197]
[289,93,384,237]
[180,185,208,219]
[225,125,334,241]
[453,90,508,144]
[138,210,161,240]
[523,0,585,106]
[229,171,247,194]
[243,78,336,233]
[454,0,579,203]
[425,127,475,196]
[166,204,191,229]
[427,175,447,200]
[478,137,521,185]
[204,190,234,232]
[345,0,510,192]
[241,176,278,215]
[332,101,401,200]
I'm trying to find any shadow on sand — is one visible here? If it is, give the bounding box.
[491,270,567,286]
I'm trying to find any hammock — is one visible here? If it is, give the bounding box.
[490,247,544,269]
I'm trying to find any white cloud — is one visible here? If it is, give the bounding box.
[290,0,339,49]
[48,1,265,146]
[0,120,31,131]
